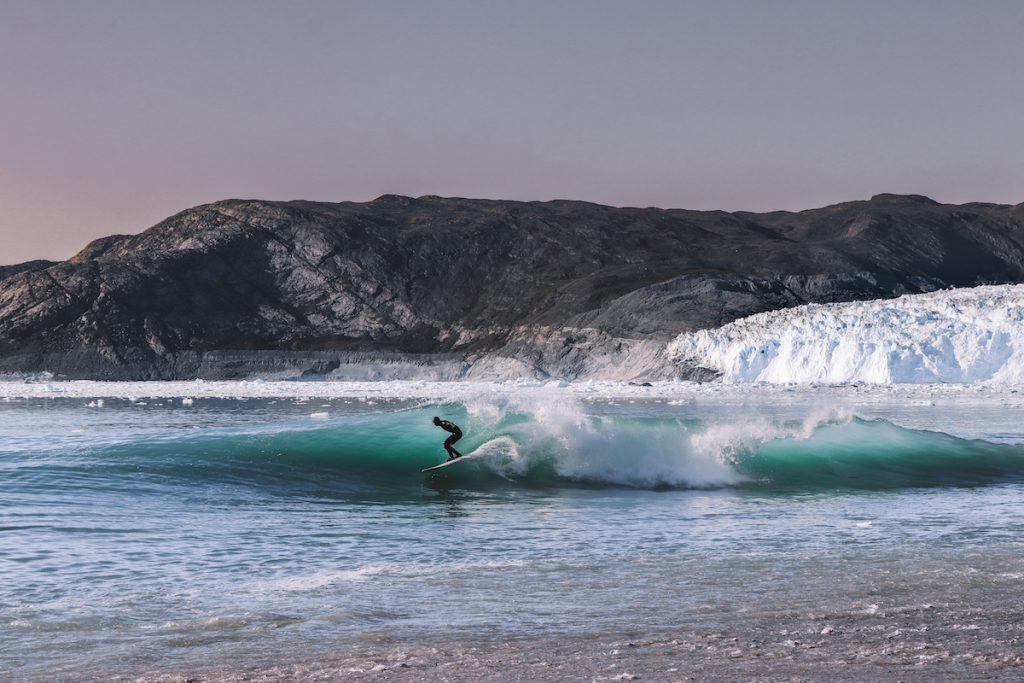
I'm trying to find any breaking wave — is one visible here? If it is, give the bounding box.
[8,398,1024,493]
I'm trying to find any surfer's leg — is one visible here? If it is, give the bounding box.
[444,434,463,459]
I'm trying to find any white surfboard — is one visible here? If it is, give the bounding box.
[421,451,484,473]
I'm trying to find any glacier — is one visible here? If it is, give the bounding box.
[667,284,1024,384]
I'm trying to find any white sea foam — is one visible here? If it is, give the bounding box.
[254,559,531,595]
[473,436,525,478]
[475,395,849,488]
[547,418,746,488]
[668,284,1024,384]
[259,565,388,592]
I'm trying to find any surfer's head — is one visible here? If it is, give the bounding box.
[432,416,441,425]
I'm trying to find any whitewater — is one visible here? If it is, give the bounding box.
[668,284,1024,384]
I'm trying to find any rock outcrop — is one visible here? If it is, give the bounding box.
[2,193,1023,379]
[0,260,56,282]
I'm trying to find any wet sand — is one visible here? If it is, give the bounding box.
[123,598,1024,683]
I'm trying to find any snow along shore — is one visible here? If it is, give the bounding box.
[667,284,1024,384]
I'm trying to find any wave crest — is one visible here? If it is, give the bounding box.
[24,398,1024,492]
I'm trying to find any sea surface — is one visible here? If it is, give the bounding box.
[3,386,1024,680]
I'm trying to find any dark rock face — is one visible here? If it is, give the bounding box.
[0,260,56,282]
[1,194,1023,379]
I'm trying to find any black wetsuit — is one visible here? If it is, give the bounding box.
[436,420,463,459]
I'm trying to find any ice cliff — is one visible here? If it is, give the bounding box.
[668,285,1024,384]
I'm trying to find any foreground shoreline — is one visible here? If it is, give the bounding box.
[122,605,1024,683]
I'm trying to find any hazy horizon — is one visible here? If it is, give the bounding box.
[3,0,1023,263]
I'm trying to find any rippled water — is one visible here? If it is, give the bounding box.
[3,391,1024,679]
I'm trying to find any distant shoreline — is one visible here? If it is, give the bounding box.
[2,378,1023,402]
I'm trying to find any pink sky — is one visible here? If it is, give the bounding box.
[2,0,1023,263]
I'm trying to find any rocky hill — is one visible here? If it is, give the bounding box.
[2,193,1023,380]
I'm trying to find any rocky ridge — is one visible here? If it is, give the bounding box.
[2,193,1023,380]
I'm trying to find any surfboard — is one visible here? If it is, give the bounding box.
[421,451,482,473]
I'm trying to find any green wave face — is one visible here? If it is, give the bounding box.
[738,418,1024,489]
[37,402,1024,494]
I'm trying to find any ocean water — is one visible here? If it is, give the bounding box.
[3,388,1024,679]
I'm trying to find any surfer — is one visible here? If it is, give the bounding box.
[433,417,464,460]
